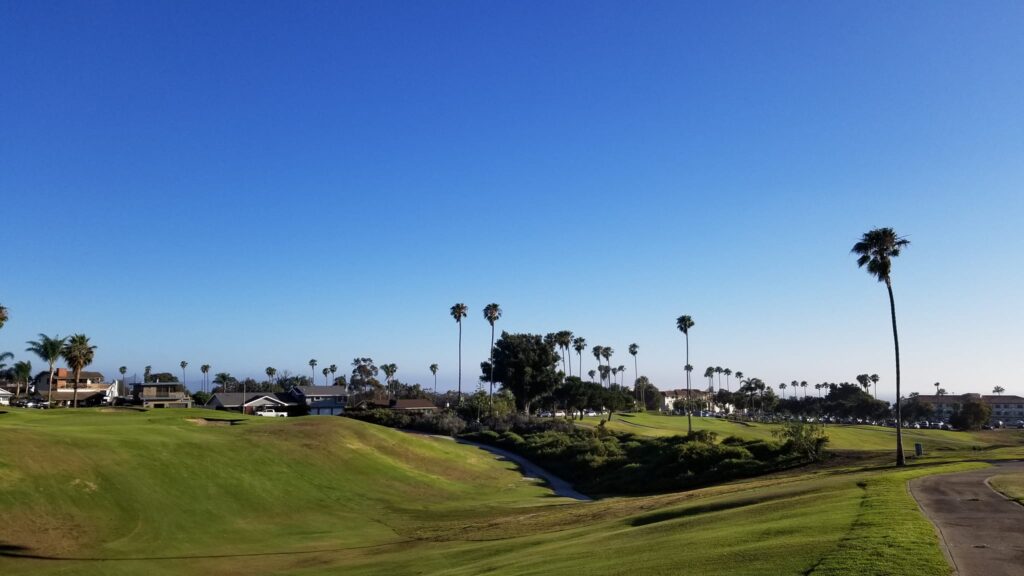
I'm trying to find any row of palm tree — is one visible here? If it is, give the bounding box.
[450,302,505,405]
[21,333,96,408]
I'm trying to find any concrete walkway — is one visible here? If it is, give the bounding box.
[909,461,1024,576]
[407,431,591,501]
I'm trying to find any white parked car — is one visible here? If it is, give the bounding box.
[256,408,287,417]
[554,410,566,417]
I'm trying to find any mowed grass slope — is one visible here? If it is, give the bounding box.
[989,473,1024,504]
[581,412,1018,451]
[0,408,1002,575]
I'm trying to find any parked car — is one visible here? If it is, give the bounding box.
[255,407,287,417]
[584,410,598,417]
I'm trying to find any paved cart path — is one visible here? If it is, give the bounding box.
[909,461,1024,576]
[404,431,591,501]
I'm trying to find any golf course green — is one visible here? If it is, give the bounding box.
[581,412,1019,451]
[1,408,1020,575]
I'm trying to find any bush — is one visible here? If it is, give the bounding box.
[342,409,466,436]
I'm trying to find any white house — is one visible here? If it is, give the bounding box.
[0,388,12,405]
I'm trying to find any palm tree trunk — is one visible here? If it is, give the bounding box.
[47,364,55,405]
[488,323,495,414]
[887,279,906,467]
[457,321,463,404]
[634,356,640,407]
[578,354,583,383]
[73,368,80,408]
[685,334,692,435]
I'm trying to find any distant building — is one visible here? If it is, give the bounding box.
[205,392,297,415]
[132,381,193,409]
[390,398,438,413]
[33,368,116,406]
[0,388,11,405]
[290,386,348,416]
[912,393,1024,424]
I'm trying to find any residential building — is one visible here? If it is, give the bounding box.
[132,381,193,409]
[390,398,438,413]
[910,393,1024,425]
[33,368,116,406]
[205,392,298,415]
[290,386,348,416]
[0,388,11,405]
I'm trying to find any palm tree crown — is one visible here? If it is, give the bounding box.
[27,334,67,403]
[61,334,97,408]
[852,227,910,284]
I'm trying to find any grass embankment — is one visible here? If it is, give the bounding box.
[0,408,1010,575]
[988,473,1024,504]
[581,412,1022,452]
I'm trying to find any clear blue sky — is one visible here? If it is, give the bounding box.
[2,1,1022,398]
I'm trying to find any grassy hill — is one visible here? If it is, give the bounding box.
[580,412,1022,451]
[1,408,1019,575]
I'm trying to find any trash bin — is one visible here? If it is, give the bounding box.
[915,443,923,456]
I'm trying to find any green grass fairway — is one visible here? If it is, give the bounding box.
[989,473,1024,504]
[0,408,1007,575]
[580,412,1024,452]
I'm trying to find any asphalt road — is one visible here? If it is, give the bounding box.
[909,461,1024,576]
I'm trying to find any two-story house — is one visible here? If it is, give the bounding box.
[133,381,193,409]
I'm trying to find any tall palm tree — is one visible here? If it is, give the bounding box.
[870,374,880,399]
[119,366,127,396]
[429,363,439,394]
[26,334,66,406]
[676,315,695,435]
[588,369,596,382]
[12,360,31,399]
[790,380,799,399]
[329,364,338,385]
[801,381,808,398]
[308,359,318,383]
[483,303,502,406]
[61,334,96,408]
[993,386,1005,395]
[724,368,732,392]
[715,367,723,391]
[180,361,188,388]
[450,303,469,403]
[815,383,822,398]
[322,367,330,385]
[779,382,787,398]
[201,364,210,393]
[934,382,941,396]
[266,366,277,387]
[573,337,587,379]
[212,372,235,393]
[853,227,910,466]
[629,343,640,402]
[382,363,398,399]
[704,366,715,391]
[552,330,572,377]
[591,346,603,384]
[617,365,625,386]
[601,347,613,386]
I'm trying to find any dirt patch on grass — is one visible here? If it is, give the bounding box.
[186,418,243,426]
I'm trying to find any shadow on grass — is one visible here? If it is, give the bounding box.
[0,539,413,562]
[629,495,768,526]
